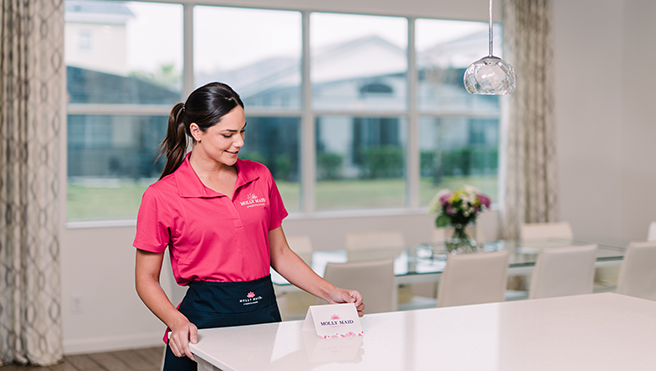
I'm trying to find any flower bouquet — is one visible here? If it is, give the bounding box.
[428,185,491,253]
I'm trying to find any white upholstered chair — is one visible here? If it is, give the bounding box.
[520,221,573,241]
[616,241,656,301]
[345,231,405,250]
[345,231,406,261]
[528,244,597,300]
[436,250,510,308]
[321,258,397,314]
[415,226,488,303]
[648,222,656,241]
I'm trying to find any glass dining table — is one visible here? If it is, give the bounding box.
[271,238,627,293]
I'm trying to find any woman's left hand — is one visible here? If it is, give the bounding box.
[327,289,365,317]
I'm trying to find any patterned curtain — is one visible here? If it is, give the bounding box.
[0,0,64,366]
[500,0,558,240]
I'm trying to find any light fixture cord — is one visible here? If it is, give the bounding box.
[488,0,493,57]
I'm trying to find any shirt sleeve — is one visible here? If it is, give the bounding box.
[133,186,170,253]
[267,170,288,231]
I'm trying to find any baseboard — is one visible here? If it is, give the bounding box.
[64,331,164,355]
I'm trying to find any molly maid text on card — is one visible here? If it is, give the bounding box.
[302,303,364,338]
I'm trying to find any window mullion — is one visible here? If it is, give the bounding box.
[407,16,420,209]
[183,3,194,98]
[300,10,315,213]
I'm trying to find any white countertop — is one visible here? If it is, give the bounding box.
[191,293,656,371]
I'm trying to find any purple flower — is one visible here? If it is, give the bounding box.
[439,193,451,207]
[477,194,491,208]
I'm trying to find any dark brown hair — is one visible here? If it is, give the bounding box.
[156,82,244,179]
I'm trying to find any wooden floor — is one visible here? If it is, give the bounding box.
[0,346,164,371]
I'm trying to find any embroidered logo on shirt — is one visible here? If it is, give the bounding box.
[240,291,262,306]
[239,193,267,208]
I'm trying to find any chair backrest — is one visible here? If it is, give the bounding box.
[287,235,313,264]
[648,222,656,241]
[437,250,509,308]
[520,221,573,241]
[322,258,397,314]
[528,244,597,300]
[616,241,656,301]
[345,231,405,250]
[345,231,405,261]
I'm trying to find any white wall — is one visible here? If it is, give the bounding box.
[619,0,656,238]
[553,0,625,239]
[61,0,656,354]
[554,0,656,241]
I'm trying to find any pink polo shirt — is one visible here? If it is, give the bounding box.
[133,154,288,285]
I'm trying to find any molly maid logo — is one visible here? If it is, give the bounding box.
[240,290,262,306]
[240,193,267,208]
[320,314,354,327]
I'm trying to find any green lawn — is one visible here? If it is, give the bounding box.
[67,176,497,220]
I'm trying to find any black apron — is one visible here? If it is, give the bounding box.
[163,274,281,371]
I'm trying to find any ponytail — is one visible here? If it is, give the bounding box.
[156,102,188,179]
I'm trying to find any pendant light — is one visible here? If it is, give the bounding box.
[463,0,516,95]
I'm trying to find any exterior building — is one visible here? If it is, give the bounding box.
[65,0,133,75]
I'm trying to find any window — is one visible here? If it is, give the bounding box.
[316,116,407,210]
[416,18,502,204]
[310,13,407,111]
[193,7,302,110]
[65,1,502,221]
[65,0,182,220]
[419,117,499,206]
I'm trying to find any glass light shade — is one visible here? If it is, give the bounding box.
[464,56,517,95]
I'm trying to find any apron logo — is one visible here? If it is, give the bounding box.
[240,290,263,306]
[240,193,267,208]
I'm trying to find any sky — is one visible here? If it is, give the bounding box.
[125,2,487,74]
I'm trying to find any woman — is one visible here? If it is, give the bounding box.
[134,82,365,371]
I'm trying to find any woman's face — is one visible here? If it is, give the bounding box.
[191,105,246,167]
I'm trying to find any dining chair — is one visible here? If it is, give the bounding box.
[616,241,656,301]
[321,258,397,314]
[528,244,597,300]
[648,222,656,241]
[417,225,489,302]
[520,221,573,241]
[345,231,406,261]
[287,235,313,265]
[436,250,510,308]
[346,231,406,250]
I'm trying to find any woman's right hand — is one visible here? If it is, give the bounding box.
[168,317,198,360]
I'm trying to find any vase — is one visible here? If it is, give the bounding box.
[444,223,478,254]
